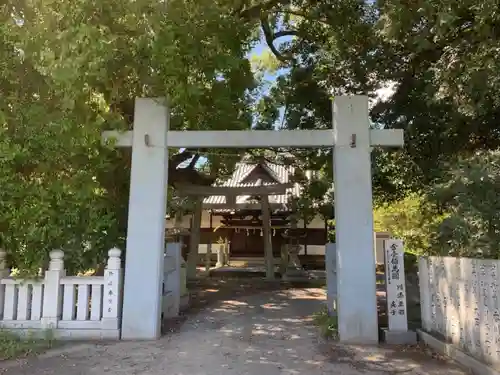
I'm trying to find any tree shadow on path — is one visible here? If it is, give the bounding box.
[1,281,470,375]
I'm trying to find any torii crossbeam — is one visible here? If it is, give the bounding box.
[103,123,402,148]
[106,96,404,345]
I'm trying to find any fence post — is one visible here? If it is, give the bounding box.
[163,243,181,318]
[41,250,65,329]
[0,249,8,320]
[102,248,122,330]
[418,257,431,331]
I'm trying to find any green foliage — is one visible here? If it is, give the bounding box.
[326,219,335,243]
[0,0,258,274]
[251,2,500,261]
[312,307,338,339]
[250,0,500,196]
[0,330,55,361]
[374,194,446,256]
[3,0,500,273]
[295,176,334,223]
[428,150,500,259]
[374,150,500,259]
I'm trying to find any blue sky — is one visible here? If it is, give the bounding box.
[250,28,293,85]
[249,33,293,126]
[250,30,396,110]
[250,39,286,86]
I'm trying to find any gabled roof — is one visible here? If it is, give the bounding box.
[217,162,291,186]
[203,161,301,207]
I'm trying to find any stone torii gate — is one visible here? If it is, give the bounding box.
[103,96,404,344]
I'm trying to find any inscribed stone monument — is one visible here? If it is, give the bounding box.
[383,239,416,344]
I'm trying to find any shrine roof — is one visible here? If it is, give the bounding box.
[203,161,301,208]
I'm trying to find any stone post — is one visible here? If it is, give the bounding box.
[41,250,65,329]
[333,96,378,344]
[0,249,8,320]
[121,98,169,340]
[282,206,308,281]
[280,243,288,276]
[102,248,122,330]
[180,254,189,309]
[162,243,181,318]
[418,257,431,332]
[382,239,416,344]
[205,242,212,274]
[216,243,224,268]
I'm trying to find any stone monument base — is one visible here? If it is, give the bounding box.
[382,329,417,345]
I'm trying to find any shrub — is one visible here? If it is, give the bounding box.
[313,307,338,339]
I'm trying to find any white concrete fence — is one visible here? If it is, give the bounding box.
[162,243,188,318]
[0,248,122,339]
[419,256,500,367]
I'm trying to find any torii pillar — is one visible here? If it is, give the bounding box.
[120,98,169,340]
[103,95,403,343]
[333,96,379,344]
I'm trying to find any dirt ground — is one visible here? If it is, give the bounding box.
[1,280,470,375]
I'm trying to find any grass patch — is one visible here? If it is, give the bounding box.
[312,307,338,339]
[0,329,55,361]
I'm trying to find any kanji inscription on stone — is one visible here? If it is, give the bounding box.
[384,239,408,331]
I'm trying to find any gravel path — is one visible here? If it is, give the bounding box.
[1,288,469,375]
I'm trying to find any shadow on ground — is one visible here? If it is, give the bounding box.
[162,277,324,334]
[1,279,469,375]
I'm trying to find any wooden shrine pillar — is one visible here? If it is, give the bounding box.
[187,198,202,279]
[205,212,213,274]
[223,237,230,266]
[261,195,274,279]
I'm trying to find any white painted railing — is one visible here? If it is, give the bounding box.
[0,248,122,339]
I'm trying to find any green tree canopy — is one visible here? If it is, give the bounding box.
[428,150,500,258]
[3,0,500,273]
[0,0,259,274]
[248,0,500,198]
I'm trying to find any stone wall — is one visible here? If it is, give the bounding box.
[419,256,500,367]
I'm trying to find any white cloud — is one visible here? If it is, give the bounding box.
[327,80,397,109]
[370,81,397,108]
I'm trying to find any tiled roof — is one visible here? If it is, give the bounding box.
[203,162,301,208]
[218,162,294,186]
